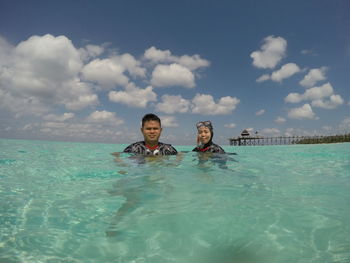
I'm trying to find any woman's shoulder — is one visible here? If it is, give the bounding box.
[210,143,225,153]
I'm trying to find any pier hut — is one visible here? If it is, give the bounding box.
[230,129,259,146]
[241,129,250,137]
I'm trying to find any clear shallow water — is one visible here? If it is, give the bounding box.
[0,139,350,263]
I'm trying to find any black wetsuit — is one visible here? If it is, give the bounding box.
[123,141,178,155]
[192,142,225,154]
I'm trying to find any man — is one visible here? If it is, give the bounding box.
[123,113,178,155]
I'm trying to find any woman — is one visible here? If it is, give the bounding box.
[193,121,225,153]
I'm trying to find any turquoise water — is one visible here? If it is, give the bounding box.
[0,139,350,263]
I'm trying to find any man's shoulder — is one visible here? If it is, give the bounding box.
[123,141,145,153]
[158,142,178,154]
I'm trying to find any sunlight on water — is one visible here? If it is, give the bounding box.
[0,139,350,262]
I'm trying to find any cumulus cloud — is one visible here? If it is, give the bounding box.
[79,44,105,61]
[151,63,195,88]
[81,58,129,89]
[224,123,236,128]
[60,79,99,110]
[270,63,300,82]
[0,89,51,117]
[160,116,178,127]
[108,84,157,108]
[287,104,316,119]
[0,34,99,116]
[284,83,343,109]
[299,67,327,87]
[311,94,344,109]
[81,52,145,89]
[250,36,287,69]
[191,93,240,115]
[255,63,300,82]
[255,109,265,116]
[285,83,334,103]
[117,53,146,78]
[43,112,75,122]
[144,46,173,63]
[275,116,286,123]
[144,46,209,70]
[256,74,270,83]
[86,110,124,125]
[155,94,190,114]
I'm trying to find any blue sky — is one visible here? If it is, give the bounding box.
[0,0,349,145]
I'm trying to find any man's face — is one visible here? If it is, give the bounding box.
[141,120,162,144]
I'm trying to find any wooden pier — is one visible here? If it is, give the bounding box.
[228,134,350,146]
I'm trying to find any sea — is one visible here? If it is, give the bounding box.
[0,138,349,263]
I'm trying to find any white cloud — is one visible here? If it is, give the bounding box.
[311,94,344,109]
[287,104,316,120]
[60,79,99,110]
[275,116,286,123]
[0,89,51,117]
[256,74,270,83]
[144,46,173,63]
[117,53,146,78]
[43,112,75,122]
[284,92,303,103]
[255,109,265,116]
[177,54,210,71]
[160,116,178,127]
[144,46,209,70]
[250,35,287,69]
[81,52,146,90]
[348,101,350,106]
[86,110,124,125]
[285,83,336,103]
[0,34,99,116]
[155,94,190,114]
[79,44,105,61]
[81,57,129,89]
[224,123,236,128]
[151,63,195,88]
[299,67,327,87]
[108,84,157,108]
[270,63,300,82]
[191,93,240,115]
[300,83,334,100]
[284,83,343,110]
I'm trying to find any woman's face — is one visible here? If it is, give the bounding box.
[197,126,212,145]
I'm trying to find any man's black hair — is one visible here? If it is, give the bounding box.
[142,113,161,127]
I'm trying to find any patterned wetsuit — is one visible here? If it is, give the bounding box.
[192,142,225,154]
[123,141,178,155]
